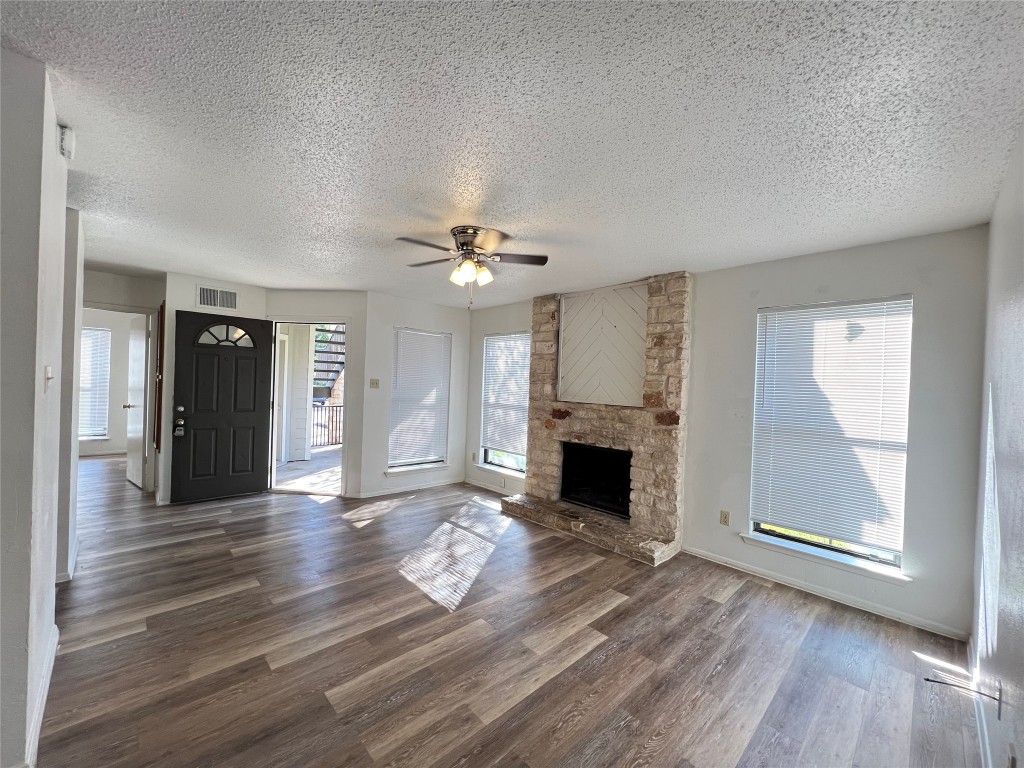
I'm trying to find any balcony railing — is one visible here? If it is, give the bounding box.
[312,405,343,447]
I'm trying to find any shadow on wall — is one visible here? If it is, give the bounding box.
[752,311,908,556]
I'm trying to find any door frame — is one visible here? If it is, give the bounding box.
[82,301,158,493]
[273,331,290,469]
[267,314,350,497]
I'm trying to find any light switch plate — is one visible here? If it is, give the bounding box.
[369,378,380,389]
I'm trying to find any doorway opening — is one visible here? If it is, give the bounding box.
[79,306,157,492]
[272,322,345,496]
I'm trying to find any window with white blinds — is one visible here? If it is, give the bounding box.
[481,333,531,470]
[388,328,452,467]
[750,296,913,566]
[79,327,112,438]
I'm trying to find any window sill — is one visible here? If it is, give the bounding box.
[78,436,109,442]
[739,532,912,585]
[473,463,525,480]
[385,462,450,477]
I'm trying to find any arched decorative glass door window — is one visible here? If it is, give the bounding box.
[197,324,254,347]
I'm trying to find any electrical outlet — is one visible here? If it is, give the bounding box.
[472,452,477,463]
[719,510,730,527]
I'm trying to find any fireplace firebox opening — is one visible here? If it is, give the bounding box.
[560,442,632,519]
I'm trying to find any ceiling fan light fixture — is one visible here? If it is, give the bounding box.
[458,258,479,282]
[475,264,494,286]
[449,266,469,286]
[399,226,548,294]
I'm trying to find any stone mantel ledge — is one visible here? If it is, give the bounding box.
[501,494,681,567]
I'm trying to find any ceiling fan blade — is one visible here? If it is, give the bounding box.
[473,228,506,253]
[396,236,453,253]
[407,258,455,267]
[491,253,549,266]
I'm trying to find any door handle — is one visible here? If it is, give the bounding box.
[122,403,137,409]
[173,418,185,438]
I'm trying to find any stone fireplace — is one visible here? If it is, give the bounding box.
[501,272,691,565]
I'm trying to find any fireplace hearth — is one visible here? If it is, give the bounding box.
[560,442,632,519]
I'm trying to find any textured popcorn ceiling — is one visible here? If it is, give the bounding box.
[2,2,1022,307]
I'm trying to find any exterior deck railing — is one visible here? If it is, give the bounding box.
[312,405,343,447]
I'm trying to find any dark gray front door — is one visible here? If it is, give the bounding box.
[171,311,273,503]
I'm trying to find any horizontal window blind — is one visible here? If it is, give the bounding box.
[481,333,531,458]
[388,328,452,467]
[750,296,913,556]
[79,327,112,438]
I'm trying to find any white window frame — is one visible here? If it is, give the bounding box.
[79,327,112,439]
[480,332,531,475]
[747,295,913,571]
[387,327,452,468]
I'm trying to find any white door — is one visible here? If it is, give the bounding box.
[125,314,147,487]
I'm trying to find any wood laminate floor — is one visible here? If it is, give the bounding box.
[41,457,980,768]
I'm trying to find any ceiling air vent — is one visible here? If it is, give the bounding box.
[197,286,239,310]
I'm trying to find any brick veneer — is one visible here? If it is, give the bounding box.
[506,272,691,559]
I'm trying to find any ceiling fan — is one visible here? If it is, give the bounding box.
[397,225,549,289]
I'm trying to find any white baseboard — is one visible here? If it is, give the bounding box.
[466,477,512,496]
[348,476,464,499]
[966,636,993,768]
[25,624,59,766]
[975,690,993,768]
[679,544,968,641]
[56,536,80,583]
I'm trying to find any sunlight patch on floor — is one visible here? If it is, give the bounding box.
[913,651,970,677]
[275,446,343,495]
[398,498,511,611]
[342,497,411,527]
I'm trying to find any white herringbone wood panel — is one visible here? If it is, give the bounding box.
[558,284,648,406]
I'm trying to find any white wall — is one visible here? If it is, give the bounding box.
[157,284,471,500]
[683,226,988,639]
[972,127,1023,768]
[0,48,68,768]
[358,292,470,497]
[79,309,138,456]
[157,273,267,502]
[57,209,84,582]
[465,301,533,495]
[83,268,164,312]
[285,323,314,462]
